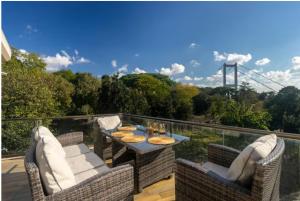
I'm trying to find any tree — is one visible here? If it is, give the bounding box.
[237,82,258,104]
[54,69,76,83]
[220,100,271,130]
[172,84,199,120]
[71,73,101,114]
[2,49,74,152]
[128,89,150,115]
[98,74,132,114]
[208,96,226,122]
[209,86,236,98]
[193,92,211,115]
[2,49,74,118]
[124,74,173,117]
[265,86,300,132]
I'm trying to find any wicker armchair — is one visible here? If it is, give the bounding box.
[175,139,285,201]
[24,131,134,201]
[93,115,122,160]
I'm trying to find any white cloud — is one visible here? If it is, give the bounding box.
[25,24,38,33]
[263,70,291,82]
[213,51,226,61]
[255,58,271,66]
[111,60,117,68]
[194,77,203,81]
[175,76,203,84]
[77,57,90,64]
[42,49,90,71]
[159,63,185,76]
[132,67,146,74]
[116,64,128,78]
[213,51,252,65]
[19,49,29,55]
[184,76,192,81]
[134,53,140,57]
[43,53,73,72]
[74,49,79,56]
[292,56,300,70]
[118,64,128,73]
[189,43,199,48]
[20,25,38,39]
[190,59,200,67]
[61,50,71,59]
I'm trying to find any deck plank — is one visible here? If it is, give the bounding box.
[2,157,175,201]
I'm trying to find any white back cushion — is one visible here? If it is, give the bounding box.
[33,126,65,157]
[97,115,122,130]
[36,136,76,194]
[227,134,277,185]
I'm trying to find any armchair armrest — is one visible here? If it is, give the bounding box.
[46,164,134,201]
[56,132,84,147]
[208,144,240,168]
[175,158,251,201]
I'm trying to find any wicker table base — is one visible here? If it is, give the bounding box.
[112,141,175,193]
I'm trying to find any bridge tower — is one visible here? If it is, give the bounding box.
[223,63,238,91]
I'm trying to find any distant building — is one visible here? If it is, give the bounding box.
[1,29,12,62]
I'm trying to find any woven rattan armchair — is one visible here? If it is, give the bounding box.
[24,131,134,201]
[175,139,285,201]
[93,115,122,160]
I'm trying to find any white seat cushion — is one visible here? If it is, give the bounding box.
[227,134,277,185]
[66,152,105,175]
[36,136,76,194]
[97,115,122,130]
[202,162,228,179]
[33,126,65,157]
[63,144,91,158]
[74,165,110,184]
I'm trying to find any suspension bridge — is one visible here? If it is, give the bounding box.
[219,63,286,92]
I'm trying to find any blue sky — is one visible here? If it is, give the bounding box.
[2,2,300,92]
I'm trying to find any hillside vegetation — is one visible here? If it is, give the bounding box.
[2,49,300,151]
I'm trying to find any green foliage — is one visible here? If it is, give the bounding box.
[237,82,259,104]
[54,69,77,82]
[98,75,132,113]
[71,73,101,114]
[172,84,199,120]
[265,86,300,132]
[121,73,175,87]
[193,92,211,115]
[2,49,74,152]
[209,96,226,122]
[220,100,271,130]
[128,89,150,115]
[2,50,74,118]
[123,74,173,117]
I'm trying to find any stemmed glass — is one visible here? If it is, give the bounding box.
[159,123,166,135]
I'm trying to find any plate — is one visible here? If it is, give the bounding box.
[117,126,137,132]
[112,131,134,138]
[148,136,175,145]
[121,135,145,143]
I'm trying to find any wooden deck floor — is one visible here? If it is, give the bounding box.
[2,157,175,201]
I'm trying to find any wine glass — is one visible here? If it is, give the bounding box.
[159,123,166,135]
[152,122,159,134]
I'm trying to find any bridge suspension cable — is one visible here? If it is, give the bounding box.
[237,70,278,92]
[239,64,286,88]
